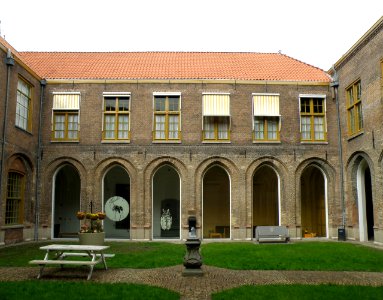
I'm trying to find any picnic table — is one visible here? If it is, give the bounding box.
[29,244,114,280]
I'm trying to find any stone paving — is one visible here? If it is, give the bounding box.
[1,265,383,299]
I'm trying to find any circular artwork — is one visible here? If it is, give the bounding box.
[105,196,129,221]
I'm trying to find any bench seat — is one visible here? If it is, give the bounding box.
[29,259,98,266]
[255,226,290,243]
[60,252,115,258]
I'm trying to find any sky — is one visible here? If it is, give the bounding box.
[0,0,382,71]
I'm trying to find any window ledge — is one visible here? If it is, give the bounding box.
[253,141,281,144]
[300,141,328,145]
[102,140,131,144]
[347,131,364,141]
[152,140,181,144]
[50,140,79,143]
[1,224,24,230]
[15,126,33,136]
[202,141,231,144]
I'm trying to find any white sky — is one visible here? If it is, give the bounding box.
[0,0,382,71]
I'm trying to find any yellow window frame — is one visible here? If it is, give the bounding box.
[52,111,79,141]
[300,97,327,142]
[16,77,33,132]
[102,96,130,140]
[202,116,231,141]
[253,116,280,141]
[153,96,181,141]
[346,80,363,136]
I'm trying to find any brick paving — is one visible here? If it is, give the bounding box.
[1,265,383,299]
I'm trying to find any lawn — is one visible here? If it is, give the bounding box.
[0,240,382,271]
[212,284,383,300]
[0,281,179,300]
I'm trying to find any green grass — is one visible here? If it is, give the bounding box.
[0,281,179,300]
[1,241,383,271]
[212,284,383,300]
[201,242,383,271]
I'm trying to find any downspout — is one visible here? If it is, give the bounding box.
[0,49,15,219]
[330,66,346,229]
[34,79,46,241]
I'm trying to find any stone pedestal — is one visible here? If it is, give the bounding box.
[78,232,105,245]
[182,238,203,276]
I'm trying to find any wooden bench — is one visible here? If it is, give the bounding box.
[255,226,290,243]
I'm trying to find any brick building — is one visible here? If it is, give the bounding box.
[0,16,382,245]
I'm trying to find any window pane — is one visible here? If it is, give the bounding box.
[204,117,215,139]
[357,103,363,130]
[267,118,278,140]
[314,117,324,140]
[301,116,311,140]
[254,117,264,140]
[313,99,323,114]
[349,107,355,133]
[67,115,78,139]
[105,115,115,139]
[155,115,165,139]
[168,96,180,111]
[105,98,116,111]
[54,115,65,139]
[300,99,310,113]
[168,115,179,139]
[16,92,30,130]
[155,97,166,111]
[218,117,228,139]
[118,115,129,139]
[118,98,130,111]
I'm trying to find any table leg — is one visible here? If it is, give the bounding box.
[37,265,46,279]
[100,252,108,270]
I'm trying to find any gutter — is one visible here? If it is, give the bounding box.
[34,79,46,241]
[0,49,14,219]
[330,66,346,228]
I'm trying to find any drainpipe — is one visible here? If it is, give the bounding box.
[330,66,346,229]
[34,79,46,241]
[0,49,15,219]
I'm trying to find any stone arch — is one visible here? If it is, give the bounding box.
[246,157,288,236]
[295,158,336,239]
[346,152,375,242]
[4,153,34,226]
[194,157,239,239]
[143,157,188,239]
[44,157,87,238]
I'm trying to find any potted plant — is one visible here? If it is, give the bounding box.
[76,211,106,245]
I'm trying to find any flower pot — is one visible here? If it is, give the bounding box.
[78,232,105,245]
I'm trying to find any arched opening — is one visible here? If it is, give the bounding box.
[357,159,374,241]
[301,166,327,238]
[203,165,230,239]
[253,165,279,237]
[103,165,131,239]
[53,165,80,238]
[152,164,180,239]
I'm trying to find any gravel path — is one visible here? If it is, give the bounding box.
[1,265,383,300]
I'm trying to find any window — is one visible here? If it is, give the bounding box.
[300,95,327,141]
[16,78,32,131]
[253,94,280,141]
[153,94,181,141]
[202,94,230,141]
[346,81,363,135]
[52,93,80,141]
[5,172,25,225]
[103,93,130,140]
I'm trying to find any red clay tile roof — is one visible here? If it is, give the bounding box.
[18,51,331,82]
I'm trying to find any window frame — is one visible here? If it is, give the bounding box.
[15,77,33,132]
[299,94,327,142]
[51,93,80,142]
[346,80,363,136]
[5,171,25,225]
[252,93,280,142]
[153,93,181,142]
[102,93,131,141]
[202,93,231,142]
